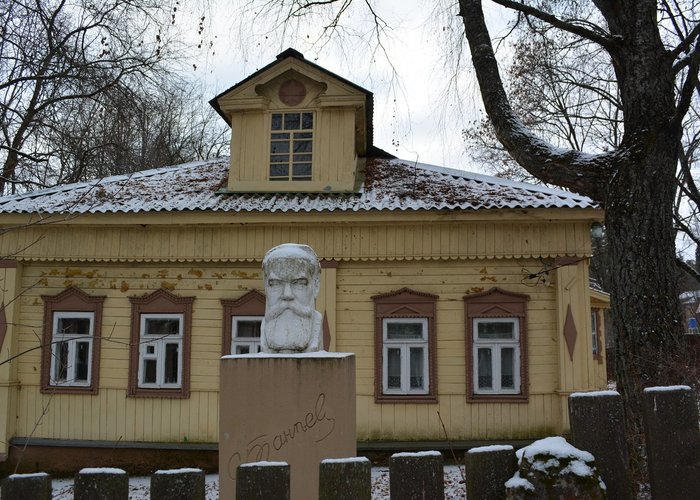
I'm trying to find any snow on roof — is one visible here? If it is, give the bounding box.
[0,157,597,215]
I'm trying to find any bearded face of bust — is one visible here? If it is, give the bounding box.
[260,244,323,353]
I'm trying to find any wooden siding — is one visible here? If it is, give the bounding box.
[7,254,606,444]
[0,219,593,264]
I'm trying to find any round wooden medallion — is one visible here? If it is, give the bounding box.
[278,79,307,106]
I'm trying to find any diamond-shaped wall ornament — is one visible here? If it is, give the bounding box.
[563,304,578,360]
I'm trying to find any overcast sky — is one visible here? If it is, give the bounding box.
[175,1,512,173]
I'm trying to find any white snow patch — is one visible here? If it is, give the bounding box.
[520,436,594,463]
[504,472,535,491]
[561,459,595,477]
[570,390,620,398]
[239,461,288,467]
[8,472,49,479]
[79,467,127,474]
[643,385,692,393]
[467,444,513,454]
[392,450,442,458]
[153,468,202,474]
[321,457,370,464]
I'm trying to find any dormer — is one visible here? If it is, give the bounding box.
[210,49,373,193]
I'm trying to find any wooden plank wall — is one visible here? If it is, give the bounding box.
[11,256,580,444]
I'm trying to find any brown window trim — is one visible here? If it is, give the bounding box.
[372,287,439,404]
[41,287,105,395]
[128,289,194,399]
[464,287,529,403]
[221,289,266,356]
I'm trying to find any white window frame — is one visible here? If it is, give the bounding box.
[269,111,314,181]
[382,318,429,395]
[50,311,95,387]
[138,313,183,389]
[232,316,263,354]
[591,311,599,356]
[472,318,521,395]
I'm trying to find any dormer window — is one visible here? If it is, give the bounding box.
[270,112,314,181]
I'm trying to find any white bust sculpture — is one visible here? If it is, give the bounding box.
[260,243,323,353]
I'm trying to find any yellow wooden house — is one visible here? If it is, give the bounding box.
[0,49,608,472]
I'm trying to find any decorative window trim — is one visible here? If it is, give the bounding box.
[372,288,438,404]
[41,287,105,395]
[464,287,529,403]
[128,289,194,398]
[221,290,266,356]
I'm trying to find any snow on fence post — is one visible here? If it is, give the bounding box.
[465,445,517,500]
[150,467,205,500]
[1,472,52,500]
[236,461,290,500]
[568,390,632,500]
[389,451,444,500]
[74,467,128,500]
[318,456,371,500]
[642,385,700,500]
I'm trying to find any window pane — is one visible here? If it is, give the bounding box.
[302,113,313,129]
[295,132,313,139]
[145,318,180,336]
[271,132,289,140]
[477,348,492,389]
[270,164,289,178]
[75,341,90,381]
[270,154,289,164]
[57,317,91,335]
[387,348,402,388]
[477,321,515,339]
[292,163,312,178]
[164,343,179,384]
[501,347,515,389]
[387,322,424,340]
[293,154,312,162]
[143,359,157,384]
[235,345,250,354]
[409,347,424,389]
[293,140,312,153]
[284,113,300,130]
[270,141,290,154]
[54,341,69,382]
[271,113,282,130]
[236,320,261,338]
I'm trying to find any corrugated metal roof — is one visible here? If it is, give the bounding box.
[0,158,597,215]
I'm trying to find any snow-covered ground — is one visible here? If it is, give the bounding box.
[50,466,467,499]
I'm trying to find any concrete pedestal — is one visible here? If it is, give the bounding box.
[219,353,356,500]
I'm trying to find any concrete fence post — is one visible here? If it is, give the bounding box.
[236,461,290,500]
[74,467,128,500]
[465,445,517,500]
[643,385,700,500]
[568,390,632,500]
[151,467,205,500]
[1,472,52,500]
[389,451,444,500]
[319,457,371,500]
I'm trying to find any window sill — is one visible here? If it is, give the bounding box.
[41,385,98,396]
[128,387,189,399]
[375,394,438,404]
[467,394,528,403]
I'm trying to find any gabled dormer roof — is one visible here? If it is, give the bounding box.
[209,48,375,155]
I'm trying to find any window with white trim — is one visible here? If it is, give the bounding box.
[591,311,599,356]
[232,316,263,354]
[472,318,520,395]
[269,112,314,181]
[382,318,429,395]
[50,312,94,387]
[138,313,183,388]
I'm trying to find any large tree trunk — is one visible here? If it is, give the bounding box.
[458,0,689,473]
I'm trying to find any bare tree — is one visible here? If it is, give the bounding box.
[0,0,180,194]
